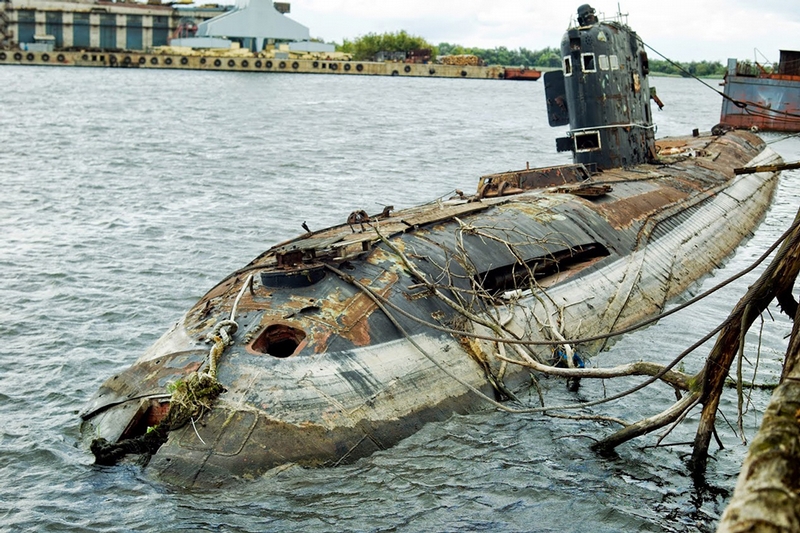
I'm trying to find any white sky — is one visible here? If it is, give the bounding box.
[265,0,800,63]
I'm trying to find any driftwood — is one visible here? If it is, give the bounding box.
[588,210,800,461]
[689,208,800,476]
[716,304,800,532]
[557,203,800,530]
[734,162,800,175]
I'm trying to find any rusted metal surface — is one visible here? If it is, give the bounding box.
[502,67,542,81]
[79,129,782,487]
[554,184,612,197]
[478,164,591,198]
[719,53,800,132]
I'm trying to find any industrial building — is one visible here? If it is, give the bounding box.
[0,0,508,80]
[188,0,309,52]
[0,0,329,54]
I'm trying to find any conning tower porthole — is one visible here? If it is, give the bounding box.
[251,324,306,358]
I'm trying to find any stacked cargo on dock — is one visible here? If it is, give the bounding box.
[441,54,483,66]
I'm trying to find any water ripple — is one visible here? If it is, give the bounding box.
[1,65,798,532]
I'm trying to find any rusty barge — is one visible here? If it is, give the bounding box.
[502,66,542,81]
[719,50,800,132]
[79,5,782,488]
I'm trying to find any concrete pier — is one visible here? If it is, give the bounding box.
[0,49,507,80]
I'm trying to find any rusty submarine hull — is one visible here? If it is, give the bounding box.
[79,5,783,488]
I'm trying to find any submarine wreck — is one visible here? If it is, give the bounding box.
[80,5,782,488]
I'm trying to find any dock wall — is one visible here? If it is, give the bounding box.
[0,49,507,79]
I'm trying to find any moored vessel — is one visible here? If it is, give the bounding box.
[718,50,800,132]
[502,66,542,80]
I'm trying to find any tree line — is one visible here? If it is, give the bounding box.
[334,32,727,77]
[337,31,432,62]
[647,59,726,78]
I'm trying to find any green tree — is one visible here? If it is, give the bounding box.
[648,59,725,78]
[335,31,435,61]
[339,37,725,74]
[338,38,354,55]
[535,47,562,68]
[435,43,564,67]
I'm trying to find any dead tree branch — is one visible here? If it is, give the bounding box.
[495,354,691,390]
[717,305,800,533]
[690,208,800,477]
[593,392,701,454]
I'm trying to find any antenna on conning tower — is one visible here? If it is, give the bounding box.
[588,4,629,26]
[615,3,629,26]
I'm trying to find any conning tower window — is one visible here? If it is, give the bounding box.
[251,324,307,358]
[598,54,609,70]
[582,53,596,72]
[563,56,572,76]
[609,55,619,70]
[575,131,601,152]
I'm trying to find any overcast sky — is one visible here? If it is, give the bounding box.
[270,0,800,63]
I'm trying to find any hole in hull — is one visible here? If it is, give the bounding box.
[250,324,307,358]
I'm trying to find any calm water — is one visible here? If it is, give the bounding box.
[1,66,798,532]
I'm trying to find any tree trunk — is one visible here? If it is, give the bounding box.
[716,305,800,532]
[691,210,800,476]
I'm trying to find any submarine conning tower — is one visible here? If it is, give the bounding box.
[544,4,656,170]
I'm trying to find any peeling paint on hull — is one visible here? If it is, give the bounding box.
[79,130,781,487]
